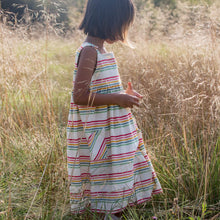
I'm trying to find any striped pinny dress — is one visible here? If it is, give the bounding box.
[67,42,162,214]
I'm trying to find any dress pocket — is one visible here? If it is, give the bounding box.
[87,128,108,161]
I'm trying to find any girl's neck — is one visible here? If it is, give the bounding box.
[85,36,105,50]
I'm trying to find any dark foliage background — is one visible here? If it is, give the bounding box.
[1,0,70,29]
[1,0,214,29]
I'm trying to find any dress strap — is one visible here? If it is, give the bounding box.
[75,42,99,69]
[81,42,100,54]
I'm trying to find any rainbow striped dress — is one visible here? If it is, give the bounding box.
[67,42,162,214]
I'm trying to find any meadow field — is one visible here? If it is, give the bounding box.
[0,1,220,219]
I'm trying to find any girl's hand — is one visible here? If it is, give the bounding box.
[125,82,143,99]
[117,93,140,108]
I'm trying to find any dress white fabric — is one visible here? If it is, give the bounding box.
[67,42,162,213]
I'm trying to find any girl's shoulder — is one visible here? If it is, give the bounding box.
[77,42,98,52]
[75,42,98,64]
[76,42,115,65]
[76,42,97,55]
[81,42,114,57]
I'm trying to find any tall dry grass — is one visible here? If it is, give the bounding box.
[0,2,220,219]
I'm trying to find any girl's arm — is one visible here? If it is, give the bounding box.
[73,46,140,108]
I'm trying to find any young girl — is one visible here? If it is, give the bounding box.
[67,0,162,218]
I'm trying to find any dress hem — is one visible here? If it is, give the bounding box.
[70,189,163,214]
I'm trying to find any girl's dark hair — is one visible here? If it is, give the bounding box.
[79,0,135,42]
